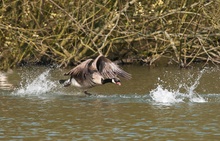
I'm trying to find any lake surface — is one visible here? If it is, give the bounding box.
[0,65,220,140]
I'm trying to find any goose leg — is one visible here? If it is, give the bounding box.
[84,90,92,96]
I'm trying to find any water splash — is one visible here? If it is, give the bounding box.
[150,69,207,105]
[13,69,57,96]
[0,72,14,90]
[150,85,183,104]
[184,69,206,102]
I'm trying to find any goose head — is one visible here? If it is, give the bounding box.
[101,78,121,85]
[112,78,121,86]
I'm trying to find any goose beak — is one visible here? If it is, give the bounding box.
[116,82,121,86]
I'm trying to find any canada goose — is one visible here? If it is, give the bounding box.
[59,55,131,95]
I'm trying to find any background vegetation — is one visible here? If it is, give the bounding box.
[0,0,220,70]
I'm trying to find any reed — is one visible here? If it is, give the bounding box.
[0,0,220,70]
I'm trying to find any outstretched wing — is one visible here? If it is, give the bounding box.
[64,59,95,88]
[64,59,93,76]
[94,55,131,79]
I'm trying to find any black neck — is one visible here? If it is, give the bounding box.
[102,79,112,84]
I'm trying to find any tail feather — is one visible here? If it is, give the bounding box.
[59,79,71,87]
[59,79,66,84]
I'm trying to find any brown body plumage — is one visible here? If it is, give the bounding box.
[59,55,131,95]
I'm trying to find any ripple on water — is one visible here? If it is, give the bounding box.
[7,67,220,106]
[1,67,220,141]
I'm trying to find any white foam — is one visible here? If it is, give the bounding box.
[13,70,56,96]
[150,69,207,105]
[150,85,183,104]
[189,94,206,103]
[150,85,207,105]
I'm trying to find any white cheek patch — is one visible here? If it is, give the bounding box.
[112,79,116,84]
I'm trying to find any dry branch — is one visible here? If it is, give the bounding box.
[0,0,220,70]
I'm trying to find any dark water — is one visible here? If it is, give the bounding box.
[0,66,220,140]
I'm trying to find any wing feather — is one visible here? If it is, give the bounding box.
[64,59,95,88]
[94,55,131,79]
